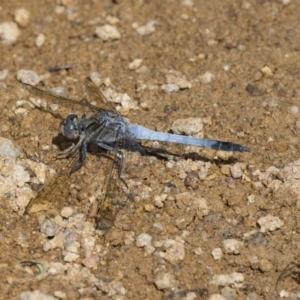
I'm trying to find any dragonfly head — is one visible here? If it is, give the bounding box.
[61,114,80,140]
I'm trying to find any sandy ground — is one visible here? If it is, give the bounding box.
[1,0,300,299]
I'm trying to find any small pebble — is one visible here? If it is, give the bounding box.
[82,254,99,268]
[53,291,67,299]
[61,207,74,219]
[95,25,121,41]
[290,106,299,114]
[19,290,55,300]
[252,181,263,191]
[158,239,185,264]
[257,214,284,232]
[223,65,230,72]
[258,258,273,272]
[50,104,59,111]
[35,33,45,47]
[181,0,194,6]
[47,262,65,276]
[136,20,157,36]
[210,272,244,287]
[89,72,101,86]
[208,294,226,300]
[162,83,180,93]
[222,239,243,254]
[193,247,203,255]
[128,58,143,70]
[40,220,60,237]
[261,66,273,77]
[14,8,30,27]
[211,247,223,260]
[136,233,152,247]
[171,118,203,136]
[230,163,243,179]
[63,252,79,262]
[0,69,9,80]
[153,194,167,208]
[0,22,21,44]
[0,137,20,158]
[199,71,215,84]
[17,69,40,85]
[154,273,174,290]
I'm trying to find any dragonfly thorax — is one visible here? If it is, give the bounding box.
[61,114,81,140]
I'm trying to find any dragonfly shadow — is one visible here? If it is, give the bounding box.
[143,145,241,165]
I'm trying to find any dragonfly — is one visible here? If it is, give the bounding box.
[22,77,249,229]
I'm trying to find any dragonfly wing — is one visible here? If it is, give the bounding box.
[22,82,101,113]
[84,77,119,114]
[25,150,81,216]
[121,134,145,155]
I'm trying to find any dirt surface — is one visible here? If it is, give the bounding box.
[1,0,300,299]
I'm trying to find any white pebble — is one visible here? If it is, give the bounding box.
[181,0,194,6]
[14,108,28,115]
[257,214,284,232]
[82,254,99,268]
[290,106,299,114]
[136,20,157,36]
[162,83,180,93]
[210,272,244,287]
[60,206,74,219]
[17,69,40,85]
[211,247,223,260]
[128,58,143,70]
[279,290,289,297]
[103,77,111,87]
[136,233,152,247]
[154,273,174,290]
[65,241,80,253]
[282,0,291,6]
[230,163,243,178]
[89,72,101,86]
[47,262,65,275]
[261,66,273,77]
[50,104,59,111]
[19,290,55,300]
[159,239,185,264]
[171,118,203,136]
[153,194,167,208]
[165,74,191,89]
[119,93,134,110]
[95,25,121,41]
[0,22,21,44]
[223,65,231,71]
[193,247,203,255]
[199,71,215,84]
[53,291,67,299]
[40,220,60,237]
[35,33,45,47]
[222,239,243,254]
[0,137,20,158]
[14,8,30,27]
[0,69,9,80]
[63,252,79,262]
[208,295,226,300]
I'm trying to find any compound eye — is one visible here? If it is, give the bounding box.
[61,114,79,140]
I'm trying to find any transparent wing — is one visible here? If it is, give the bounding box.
[87,124,129,230]
[92,151,127,230]
[21,82,102,113]
[25,149,82,215]
[25,144,127,229]
[84,77,119,114]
